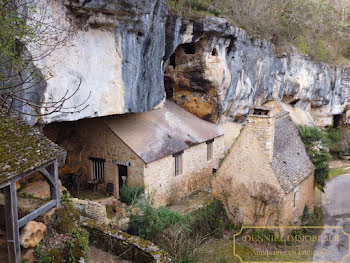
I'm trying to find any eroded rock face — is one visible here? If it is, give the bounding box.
[25,0,170,124]
[164,17,350,125]
[20,0,350,126]
[20,221,47,248]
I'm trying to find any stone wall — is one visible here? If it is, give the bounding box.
[83,220,171,263]
[144,136,225,206]
[76,118,146,194]
[247,115,275,161]
[281,173,315,225]
[219,122,242,152]
[213,124,315,227]
[213,127,284,226]
[44,118,145,196]
[44,117,225,206]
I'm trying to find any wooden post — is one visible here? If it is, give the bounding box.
[47,160,60,207]
[41,160,60,207]
[4,182,20,263]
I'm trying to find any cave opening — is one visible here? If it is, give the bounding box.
[164,41,197,100]
[211,48,218,56]
[169,53,176,69]
[291,99,300,107]
[333,114,344,128]
[182,43,196,54]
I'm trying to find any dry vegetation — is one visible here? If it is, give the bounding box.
[167,0,350,64]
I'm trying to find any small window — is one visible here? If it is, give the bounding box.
[174,152,183,176]
[89,157,105,183]
[293,190,299,207]
[253,109,270,116]
[206,139,214,160]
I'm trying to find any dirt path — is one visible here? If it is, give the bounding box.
[87,246,133,263]
[313,174,350,262]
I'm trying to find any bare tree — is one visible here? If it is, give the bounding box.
[0,0,90,119]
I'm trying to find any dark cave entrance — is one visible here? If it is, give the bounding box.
[333,114,344,128]
[164,42,198,100]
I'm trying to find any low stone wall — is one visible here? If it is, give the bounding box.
[83,220,171,263]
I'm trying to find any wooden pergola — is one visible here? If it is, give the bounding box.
[0,114,65,263]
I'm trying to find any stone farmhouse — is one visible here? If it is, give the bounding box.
[45,100,225,206]
[213,101,315,227]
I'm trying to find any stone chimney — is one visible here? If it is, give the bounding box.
[247,107,275,162]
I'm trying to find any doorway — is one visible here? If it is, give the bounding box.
[118,165,128,194]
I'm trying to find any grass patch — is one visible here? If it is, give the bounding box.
[328,167,350,179]
[196,238,318,263]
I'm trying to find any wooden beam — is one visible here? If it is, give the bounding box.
[38,167,55,186]
[18,159,60,229]
[18,200,56,228]
[4,182,21,263]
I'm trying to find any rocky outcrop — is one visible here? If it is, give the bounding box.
[25,0,171,124]
[21,0,350,126]
[164,17,350,125]
[20,221,47,248]
[72,198,109,225]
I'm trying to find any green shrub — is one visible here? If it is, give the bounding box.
[325,125,341,147]
[289,205,323,239]
[314,39,331,62]
[54,203,81,234]
[35,228,89,263]
[189,200,233,239]
[128,199,233,261]
[301,205,310,224]
[60,190,73,204]
[119,184,144,205]
[298,125,330,147]
[296,35,310,54]
[65,229,89,263]
[298,125,331,191]
[128,200,191,239]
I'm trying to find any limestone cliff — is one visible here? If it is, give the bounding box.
[23,0,350,126]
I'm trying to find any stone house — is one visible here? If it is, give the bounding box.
[45,101,225,206]
[213,101,315,227]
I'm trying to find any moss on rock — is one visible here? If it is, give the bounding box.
[54,203,81,234]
